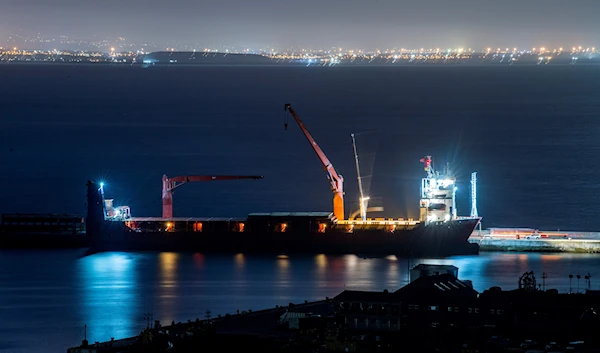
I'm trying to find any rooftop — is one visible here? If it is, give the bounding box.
[334,290,393,303]
[395,274,477,301]
[334,271,478,304]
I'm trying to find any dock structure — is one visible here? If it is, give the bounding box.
[1,213,85,234]
[470,229,600,253]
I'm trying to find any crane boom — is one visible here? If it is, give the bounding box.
[284,104,345,220]
[351,133,368,221]
[162,174,263,218]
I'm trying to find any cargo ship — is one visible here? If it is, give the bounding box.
[1,104,480,256]
[85,105,481,257]
[86,160,479,256]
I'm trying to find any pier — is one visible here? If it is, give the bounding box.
[470,229,600,253]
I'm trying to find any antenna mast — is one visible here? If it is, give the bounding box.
[351,134,368,221]
[470,172,478,217]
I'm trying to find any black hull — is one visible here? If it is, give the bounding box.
[89,218,480,257]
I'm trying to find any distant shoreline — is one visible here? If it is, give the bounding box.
[2,61,599,67]
[1,49,599,66]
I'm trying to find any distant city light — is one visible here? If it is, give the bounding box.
[0,43,597,66]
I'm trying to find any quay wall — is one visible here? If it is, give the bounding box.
[469,229,600,253]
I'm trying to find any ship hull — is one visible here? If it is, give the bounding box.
[89,218,480,257]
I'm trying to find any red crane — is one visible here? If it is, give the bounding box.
[162,174,264,219]
[284,104,345,220]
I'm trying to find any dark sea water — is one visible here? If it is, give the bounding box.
[1,65,600,352]
[1,250,600,353]
[2,64,600,229]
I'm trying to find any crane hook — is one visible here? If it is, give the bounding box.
[284,122,288,130]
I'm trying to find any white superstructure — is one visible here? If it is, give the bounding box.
[419,156,457,224]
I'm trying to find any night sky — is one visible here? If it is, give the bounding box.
[1,0,599,50]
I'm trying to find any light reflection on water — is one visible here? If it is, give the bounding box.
[275,255,291,301]
[418,252,599,292]
[76,252,140,344]
[2,250,600,353]
[157,252,179,323]
[315,254,328,290]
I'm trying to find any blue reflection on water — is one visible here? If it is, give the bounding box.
[4,250,600,353]
[71,250,600,347]
[76,252,142,344]
[417,252,600,293]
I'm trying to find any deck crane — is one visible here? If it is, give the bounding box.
[284,104,345,220]
[351,133,369,221]
[162,174,264,219]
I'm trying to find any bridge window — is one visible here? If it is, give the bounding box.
[428,204,446,211]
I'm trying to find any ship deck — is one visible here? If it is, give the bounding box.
[127,217,246,222]
[337,216,479,226]
[337,219,420,226]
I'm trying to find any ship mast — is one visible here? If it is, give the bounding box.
[351,134,369,221]
[470,172,478,218]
